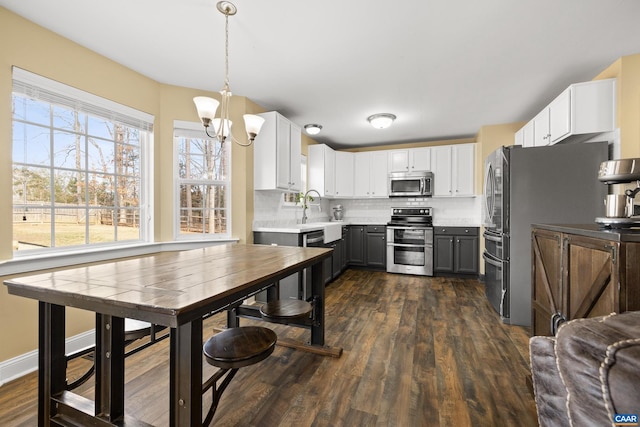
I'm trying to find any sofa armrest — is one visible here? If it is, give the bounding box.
[530,336,571,427]
[555,312,640,427]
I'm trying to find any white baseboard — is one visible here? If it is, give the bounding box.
[0,330,95,387]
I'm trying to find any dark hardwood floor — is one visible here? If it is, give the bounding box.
[0,269,538,426]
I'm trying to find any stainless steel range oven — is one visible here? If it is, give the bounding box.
[386,207,433,276]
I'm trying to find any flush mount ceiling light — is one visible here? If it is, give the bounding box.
[367,113,396,129]
[304,124,323,135]
[193,1,265,146]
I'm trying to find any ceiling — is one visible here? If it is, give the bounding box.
[2,0,640,149]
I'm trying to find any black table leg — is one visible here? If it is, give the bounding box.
[310,261,325,346]
[94,314,125,422]
[170,319,203,427]
[38,302,66,426]
[227,307,239,328]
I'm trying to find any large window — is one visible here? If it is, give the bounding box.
[11,68,153,252]
[174,121,231,239]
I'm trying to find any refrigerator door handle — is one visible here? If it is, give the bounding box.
[483,163,495,224]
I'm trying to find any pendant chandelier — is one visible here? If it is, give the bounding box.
[193,1,265,146]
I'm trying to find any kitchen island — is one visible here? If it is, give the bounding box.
[531,224,640,336]
[4,243,332,427]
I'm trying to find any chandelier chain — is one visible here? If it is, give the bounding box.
[224,10,230,90]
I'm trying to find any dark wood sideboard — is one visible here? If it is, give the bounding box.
[531,224,640,336]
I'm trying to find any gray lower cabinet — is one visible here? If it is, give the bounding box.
[331,227,349,278]
[348,226,366,266]
[434,227,479,275]
[348,225,386,269]
[254,224,385,299]
[365,225,386,269]
[341,226,349,269]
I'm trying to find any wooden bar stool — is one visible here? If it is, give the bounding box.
[202,326,277,427]
[259,299,313,325]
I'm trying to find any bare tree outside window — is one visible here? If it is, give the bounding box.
[12,94,146,250]
[176,133,230,237]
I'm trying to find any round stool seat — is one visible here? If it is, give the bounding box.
[203,326,277,370]
[259,299,313,324]
[124,318,152,341]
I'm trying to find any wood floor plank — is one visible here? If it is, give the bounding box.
[0,269,538,426]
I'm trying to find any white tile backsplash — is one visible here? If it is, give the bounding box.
[253,190,331,228]
[254,191,482,228]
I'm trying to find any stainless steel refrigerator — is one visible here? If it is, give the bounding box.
[482,142,608,326]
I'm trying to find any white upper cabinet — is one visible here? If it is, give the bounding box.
[410,147,432,171]
[370,151,389,197]
[388,149,410,172]
[515,78,616,147]
[431,144,475,197]
[334,151,354,198]
[453,144,475,196]
[388,148,432,172]
[548,87,572,143]
[431,146,452,196]
[354,151,388,198]
[308,144,336,197]
[522,121,535,147]
[254,111,302,191]
[514,120,534,147]
[533,109,550,147]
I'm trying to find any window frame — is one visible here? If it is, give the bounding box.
[11,67,154,257]
[173,120,232,240]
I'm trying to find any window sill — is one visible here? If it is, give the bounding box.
[0,238,239,277]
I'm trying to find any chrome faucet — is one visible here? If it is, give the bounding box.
[301,189,322,224]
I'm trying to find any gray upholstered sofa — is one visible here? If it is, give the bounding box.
[529,311,640,427]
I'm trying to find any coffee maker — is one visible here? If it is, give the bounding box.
[596,158,640,227]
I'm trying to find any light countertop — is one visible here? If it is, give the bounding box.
[254,218,481,234]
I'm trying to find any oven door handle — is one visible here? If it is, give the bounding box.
[387,226,430,231]
[387,242,430,248]
[482,251,503,268]
[305,236,325,245]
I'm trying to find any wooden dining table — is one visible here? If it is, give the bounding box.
[4,243,333,426]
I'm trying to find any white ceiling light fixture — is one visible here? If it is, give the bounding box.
[367,113,396,129]
[304,124,323,135]
[193,1,265,146]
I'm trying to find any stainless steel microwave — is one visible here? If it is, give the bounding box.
[388,171,433,197]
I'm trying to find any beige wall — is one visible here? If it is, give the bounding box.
[475,121,526,191]
[594,54,640,158]
[0,8,259,361]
